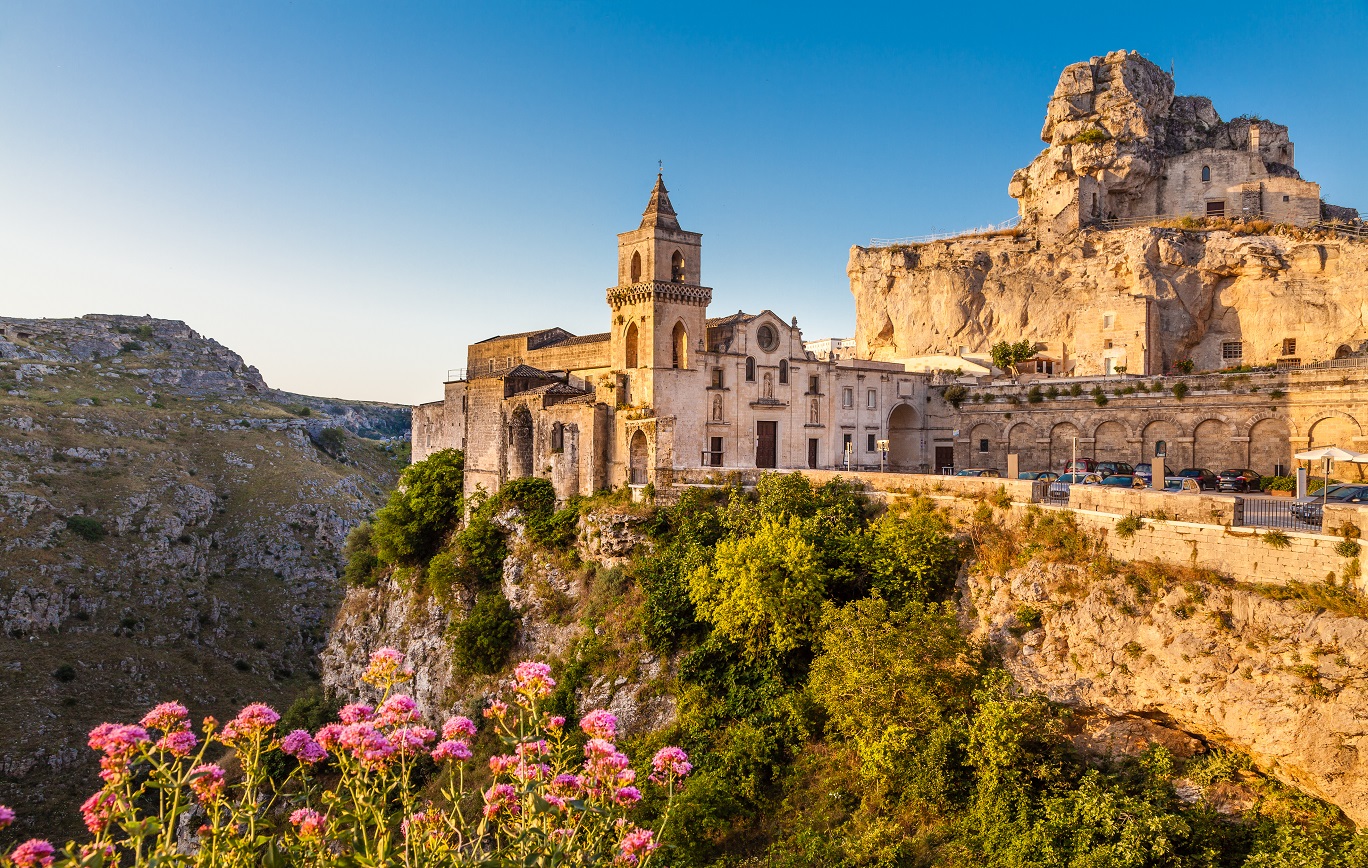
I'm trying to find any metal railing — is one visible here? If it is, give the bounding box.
[870,216,1021,248]
[446,368,467,382]
[1236,496,1320,531]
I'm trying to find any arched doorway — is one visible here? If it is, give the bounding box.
[1142,419,1181,469]
[1193,419,1237,471]
[1049,422,1080,471]
[887,404,918,470]
[624,323,639,369]
[510,407,534,478]
[1007,423,1040,471]
[1309,415,1359,450]
[628,430,649,485]
[1249,416,1290,476]
[1091,421,1129,463]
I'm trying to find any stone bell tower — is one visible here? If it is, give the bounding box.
[607,174,711,409]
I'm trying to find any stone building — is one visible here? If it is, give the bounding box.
[413,176,947,500]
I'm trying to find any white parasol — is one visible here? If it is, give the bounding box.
[1294,446,1362,498]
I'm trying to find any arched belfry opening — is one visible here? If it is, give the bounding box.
[630,251,642,283]
[625,322,639,368]
[672,321,688,369]
[671,250,685,282]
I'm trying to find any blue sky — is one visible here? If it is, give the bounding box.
[1,2,1363,404]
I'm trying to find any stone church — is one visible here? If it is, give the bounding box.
[412,175,944,500]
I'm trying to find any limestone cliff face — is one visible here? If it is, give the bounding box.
[319,509,674,733]
[967,559,1368,826]
[848,227,1368,373]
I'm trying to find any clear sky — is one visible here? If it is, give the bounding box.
[1,2,1363,405]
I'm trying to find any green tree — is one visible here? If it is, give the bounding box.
[862,500,959,606]
[449,592,519,673]
[371,449,465,564]
[990,339,1036,375]
[688,516,825,658]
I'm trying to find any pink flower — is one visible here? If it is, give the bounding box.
[314,723,345,750]
[0,804,14,830]
[338,703,374,725]
[78,844,116,861]
[375,694,418,727]
[584,737,618,759]
[339,723,394,768]
[650,746,692,783]
[281,730,328,764]
[614,786,642,805]
[441,716,476,739]
[9,839,55,868]
[545,793,568,810]
[290,808,326,839]
[547,715,566,732]
[221,704,280,743]
[80,791,119,835]
[391,726,437,755]
[401,811,443,841]
[88,723,150,784]
[431,740,472,763]
[363,647,414,686]
[616,828,658,866]
[550,773,583,796]
[513,660,556,697]
[483,700,508,720]
[489,753,519,774]
[140,701,190,733]
[156,729,198,758]
[482,783,519,819]
[189,764,226,804]
[515,739,548,759]
[580,709,617,740]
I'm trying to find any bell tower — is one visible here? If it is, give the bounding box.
[608,174,711,406]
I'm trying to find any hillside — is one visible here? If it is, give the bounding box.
[318,466,1368,867]
[0,314,407,839]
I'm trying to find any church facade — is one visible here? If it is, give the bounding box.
[412,176,950,500]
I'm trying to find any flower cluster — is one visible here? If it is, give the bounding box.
[2,650,689,868]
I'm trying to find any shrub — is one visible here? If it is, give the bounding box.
[314,426,347,456]
[1045,385,1060,399]
[1068,383,1083,397]
[1261,530,1292,549]
[1174,359,1195,374]
[449,592,519,673]
[1270,388,1286,399]
[1070,127,1108,144]
[52,665,76,682]
[1114,514,1143,539]
[341,521,379,586]
[1027,386,1043,404]
[863,502,959,607]
[1091,386,1108,407]
[1014,605,1042,631]
[1171,382,1189,400]
[119,341,142,353]
[943,385,969,409]
[65,516,106,542]
[1335,537,1361,559]
[372,449,465,565]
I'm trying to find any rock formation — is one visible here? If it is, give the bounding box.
[0,314,406,838]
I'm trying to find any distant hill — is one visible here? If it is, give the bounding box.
[0,314,407,840]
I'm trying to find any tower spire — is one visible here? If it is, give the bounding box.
[639,171,680,231]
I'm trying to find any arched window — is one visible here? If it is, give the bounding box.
[671,250,685,282]
[1155,440,1167,457]
[672,321,688,369]
[745,356,756,381]
[625,322,639,369]
[630,251,642,283]
[1201,165,1211,182]
[779,359,788,384]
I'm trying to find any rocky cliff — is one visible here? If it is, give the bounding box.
[849,226,1368,373]
[0,314,407,838]
[967,547,1368,827]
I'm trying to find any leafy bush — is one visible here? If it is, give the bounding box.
[314,426,347,456]
[1026,385,1043,404]
[1172,382,1190,400]
[449,592,519,673]
[1114,514,1144,539]
[1335,537,1361,558]
[1261,529,1292,549]
[65,516,106,542]
[942,384,968,409]
[1174,358,1195,374]
[1070,127,1108,144]
[341,521,379,586]
[1069,383,1083,397]
[1014,604,1042,631]
[371,449,465,565]
[990,339,1035,374]
[1091,386,1108,407]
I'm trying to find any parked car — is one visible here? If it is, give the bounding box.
[1047,472,1102,501]
[1018,470,1059,482]
[1176,468,1219,491]
[1096,461,1135,477]
[1161,477,1202,493]
[955,468,1001,477]
[1100,474,1143,488]
[1217,469,1262,492]
[1064,458,1097,473]
[1290,483,1368,523]
[1134,463,1154,484]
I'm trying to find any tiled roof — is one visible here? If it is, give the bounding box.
[517,382,591,397]
[706,311,754,327]
[473,329,548,345]
[470,363,559,381]
[549,332,609,347]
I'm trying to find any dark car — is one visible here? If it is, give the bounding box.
[1217,469,1262,492]
[1134,463,1154,484]
[1096,461,1135,477]
[955,468,1001,477]
[1100,474,1141,488]
[1290,483,1368,523]
[1177,468,1219,491]
[1064,458,1097,473]
[1018,470,1059,482]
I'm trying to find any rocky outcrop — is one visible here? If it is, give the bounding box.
[0,313,405,838]
[966,558,1368,826]
[848,226,1368,373]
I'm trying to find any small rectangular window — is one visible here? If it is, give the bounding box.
[708,436,724,467]
[978,438,990,454]
[1103,339,1113,349]
[1206,200,1226,218]
[842,387,854,409]
[809,375,819,394]
[711,368,723,388]
[1221,341,1243,360]
[867,433,877,452]
[1103,313,1115,329]
[1282,338,1297,356]
[866,389,877,409]
[842,433,853,456]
